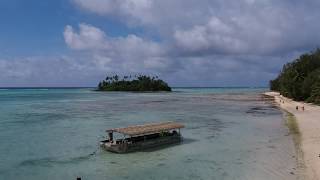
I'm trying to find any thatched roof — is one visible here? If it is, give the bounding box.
[106,122,184,136]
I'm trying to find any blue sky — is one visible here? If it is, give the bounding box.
[0,0,138,57]
[1,0,320,87]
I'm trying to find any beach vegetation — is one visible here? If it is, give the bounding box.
[270,49,320,104]
[97,74,171,92]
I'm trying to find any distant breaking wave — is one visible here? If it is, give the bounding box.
[23,89,49,91]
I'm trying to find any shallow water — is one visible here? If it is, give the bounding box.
[0,88,298,180]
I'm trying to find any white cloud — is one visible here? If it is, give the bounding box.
[173,3,320,55]
[4,1,320,87]
[74,0,152,16]
[63,23,169,75]
[58,7,319,86]
[64,23,163,55]
[64,23,109,50]
[72,0,320,56]
[0,56,115,87]
[174,17,248,54]
[0,51,301,87]
[73,0,154,25]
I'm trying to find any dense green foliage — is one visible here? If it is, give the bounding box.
[97,75,171,92]
[270,49,320,104]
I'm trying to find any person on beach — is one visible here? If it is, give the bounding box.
[296,106,298,110]
[302,106,305,111]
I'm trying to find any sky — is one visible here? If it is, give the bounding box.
[1,0,320,87]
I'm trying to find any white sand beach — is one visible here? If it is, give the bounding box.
[265,92,320,180]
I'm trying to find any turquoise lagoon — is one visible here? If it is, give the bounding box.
[0,88,298,180]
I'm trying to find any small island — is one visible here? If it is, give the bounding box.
[270,49,320,104]
[97,75,171,92]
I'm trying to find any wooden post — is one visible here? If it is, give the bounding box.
[76,177,81,180]
[108,132,113,142]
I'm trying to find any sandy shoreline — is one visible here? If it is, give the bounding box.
[264,91,320,180]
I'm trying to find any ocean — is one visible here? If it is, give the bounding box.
[0,88,298,180]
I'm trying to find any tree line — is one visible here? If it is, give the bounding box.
[97,74,171,91]
[270,49,320,104]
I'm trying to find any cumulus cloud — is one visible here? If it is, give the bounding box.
[64,23,109,50]
[63,23,172,75]
[173,5,320,55]
[63,0,320,87]
[0,54,290,87]
[3,0,320,87]
[67,0,320,85]
[73,0,156,26]
[73,0,320,56]
[174,17,248,54]
[64,23,163,54]
[73,0,152,17]
[60,22,301,86]
[0,54,147,87]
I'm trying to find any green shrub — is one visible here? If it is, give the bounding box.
[97,75,171,92]
[270,49,320,104]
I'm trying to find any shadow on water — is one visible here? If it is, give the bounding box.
[18,152,97,168]
[0,169,6,176]
[132,98,183,107]
[140,139,196,152]
[140,144,182,152]
[119,138,198,153]
[246,105,281,116]
[181,138,197,145]
[5,113,69,126]
[245,94,282,117]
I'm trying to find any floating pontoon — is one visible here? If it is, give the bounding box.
[100,122,184,153]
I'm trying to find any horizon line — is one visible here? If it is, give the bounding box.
[0,86,268,89]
